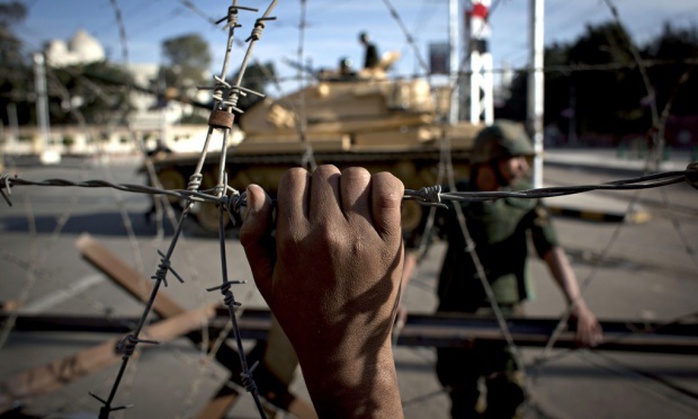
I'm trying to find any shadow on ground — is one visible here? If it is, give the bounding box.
[0,210,236,238]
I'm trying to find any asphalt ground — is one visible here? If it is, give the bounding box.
[0,148,697,418]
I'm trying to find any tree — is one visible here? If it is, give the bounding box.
[569,23,647,137]
[231,61,276,117]
[160,33,212,88]
[0,1,31,126]
[48,61,135,125]
[158,33,212,123]
[644,23,698,117]
[496,20,698,144]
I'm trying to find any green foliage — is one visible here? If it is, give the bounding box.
[48,61,136,125]
[0,1,31,125]
[232,61,277,116]
[645,23,698,117]
[498,20,698,144]
[160,33,212,87]
[157,33,214,123]
[0,1,25,26]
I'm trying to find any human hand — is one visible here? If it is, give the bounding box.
[240,165,405,418]
[572,305,603,347]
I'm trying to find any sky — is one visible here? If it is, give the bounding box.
[14,0,698,96]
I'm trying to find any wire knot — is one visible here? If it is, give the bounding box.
[246,19,266,42]
[187,173,203,192]
[89,392,132,419]
[151,250,185,287]
[226,191,247,226]
[221,5,240,30]
[404,185,447,208]
[241,361,260,394]
[207,280,245,308]
[213,75,231,90]
[116,334,159,360]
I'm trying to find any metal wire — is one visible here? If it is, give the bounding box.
[3,163,696,211]
[3,1,698,417]
[62,1,278,417]
[406,165,695,204]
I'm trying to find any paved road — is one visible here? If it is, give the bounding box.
[0,152,697,418]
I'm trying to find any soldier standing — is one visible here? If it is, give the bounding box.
[358,31,379,69]
[403,120,603,418]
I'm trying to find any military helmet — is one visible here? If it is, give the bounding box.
[471,120,535,164]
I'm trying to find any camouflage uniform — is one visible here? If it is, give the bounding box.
[408,121,558,418]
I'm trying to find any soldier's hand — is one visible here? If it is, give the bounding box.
[572,306,603,347]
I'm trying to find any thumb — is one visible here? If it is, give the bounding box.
[239,184,275,299]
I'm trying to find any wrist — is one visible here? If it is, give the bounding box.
[299,342,403,418]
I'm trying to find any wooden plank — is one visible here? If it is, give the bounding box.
[263,316,298,387]
[75,233,316,418]
[75,233,184,318]
[0,304,215,413]
[287,396,318,419]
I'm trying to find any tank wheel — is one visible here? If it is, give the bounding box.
[195,202,229,233]
[401,200,423,235]
[155,169,186,203]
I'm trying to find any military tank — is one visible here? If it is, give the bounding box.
[145,64,480,233]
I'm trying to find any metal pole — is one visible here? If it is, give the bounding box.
[528,0,544,188]
[448,0,460,124]
[33,52,54,163]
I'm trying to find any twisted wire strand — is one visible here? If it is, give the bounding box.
[202,3,278,417]
[4,2,697,417]
[3,164,696,210]
[81,1,277,415]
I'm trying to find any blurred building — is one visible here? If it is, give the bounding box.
[44,29,105,68]
[2,30,223,160]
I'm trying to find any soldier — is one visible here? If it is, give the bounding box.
[359,31,379,69]
[402,120,603,418]
[337,56,356,80]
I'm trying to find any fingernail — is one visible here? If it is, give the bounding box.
[246,184,260,213]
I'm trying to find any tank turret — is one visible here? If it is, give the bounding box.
[145,67,480,233]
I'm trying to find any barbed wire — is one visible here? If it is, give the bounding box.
[16,1,282,417]
[406,163,697,206]
[4,1,698,418]
[3,161,696,214]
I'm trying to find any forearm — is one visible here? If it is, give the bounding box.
[299,341,403,418]
[543,246,588,311]
[544,246,604,346]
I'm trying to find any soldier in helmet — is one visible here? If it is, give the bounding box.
[402,120,603,418]
[358,31,379,69]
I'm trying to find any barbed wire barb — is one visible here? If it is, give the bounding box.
[3,1,697,417]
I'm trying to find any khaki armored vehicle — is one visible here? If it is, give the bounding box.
[146,64,480,233]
